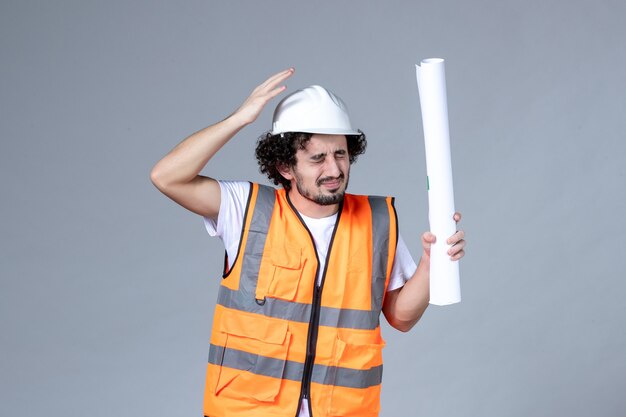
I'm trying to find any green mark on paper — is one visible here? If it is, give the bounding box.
[427,176,430,191]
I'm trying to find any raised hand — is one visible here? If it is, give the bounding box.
[233,68,295,126]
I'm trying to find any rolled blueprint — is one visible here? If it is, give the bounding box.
[415,58,461,305]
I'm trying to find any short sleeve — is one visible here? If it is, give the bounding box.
[202,180,251,268]
[386,234,417,292]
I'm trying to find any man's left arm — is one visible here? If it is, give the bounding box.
[382,213,466,332]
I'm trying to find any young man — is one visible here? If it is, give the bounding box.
[151,68,466,417]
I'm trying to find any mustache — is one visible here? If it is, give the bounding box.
[317,173,344,187]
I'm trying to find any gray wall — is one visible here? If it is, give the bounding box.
[2,1,625,416]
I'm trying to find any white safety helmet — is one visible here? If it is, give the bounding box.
[270,85,360,135]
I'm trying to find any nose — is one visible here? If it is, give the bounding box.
[325,156,341,177]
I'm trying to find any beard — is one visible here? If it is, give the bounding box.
[294,171,349,206]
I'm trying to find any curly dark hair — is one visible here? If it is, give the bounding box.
[255,131,367,190]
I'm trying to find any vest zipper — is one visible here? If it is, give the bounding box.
[300,284,322,409]
[287,194,343,417]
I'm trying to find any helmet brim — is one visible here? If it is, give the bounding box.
[270,127,361,136]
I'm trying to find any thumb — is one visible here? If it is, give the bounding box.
[421,232,436,255]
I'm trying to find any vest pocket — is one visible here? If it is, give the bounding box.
[215,312,291,402]
[328,337,385,415]
[257,243,304,302]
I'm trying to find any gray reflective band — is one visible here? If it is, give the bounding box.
[217,286,311,323]
[318,303,379,329]
[209,344,382,389]
[368,196,392,313]
[237,185,276,297]
[312,361,383,389]
[217,286,380,330]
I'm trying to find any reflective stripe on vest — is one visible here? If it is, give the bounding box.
[204,183,398,417]
[208,344,383,389]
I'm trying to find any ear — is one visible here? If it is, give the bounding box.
[277,163,294,181]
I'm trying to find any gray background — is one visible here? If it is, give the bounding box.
[2,1,625,416]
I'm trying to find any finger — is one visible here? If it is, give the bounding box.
[447,230,465,245]
[260,68,295,91]
[453,212,462,222]
[254,72,294,102]
[265,84,288,100]
[422,231,436,243]
[258,68,292,89]
[447,240,466,256]
[450,249,465,261]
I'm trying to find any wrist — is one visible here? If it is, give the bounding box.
[417,255,430,279]
[223,110,253,131]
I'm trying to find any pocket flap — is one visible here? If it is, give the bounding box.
[220,312,288,345]
[270,243,302,269]
[335,337,386,369]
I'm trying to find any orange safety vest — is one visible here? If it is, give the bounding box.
[203,183,398,417]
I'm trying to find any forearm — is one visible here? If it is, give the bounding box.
[152,68,294,189]
[383,217,465,332]
[151,113,248,187]
[386,256,430,332]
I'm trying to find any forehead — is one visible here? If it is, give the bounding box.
[301,134,347,154]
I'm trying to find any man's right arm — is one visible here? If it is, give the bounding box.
[150,68,295,218]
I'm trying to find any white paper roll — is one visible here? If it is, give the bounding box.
[415,58,461,305]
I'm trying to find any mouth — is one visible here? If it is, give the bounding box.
[321,180,341,189]
[318,176,343,190]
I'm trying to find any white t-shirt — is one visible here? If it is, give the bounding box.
[203,180,417,417]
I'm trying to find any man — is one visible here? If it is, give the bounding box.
[151,68,466,417]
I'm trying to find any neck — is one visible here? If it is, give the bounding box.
[286,188,340,218]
